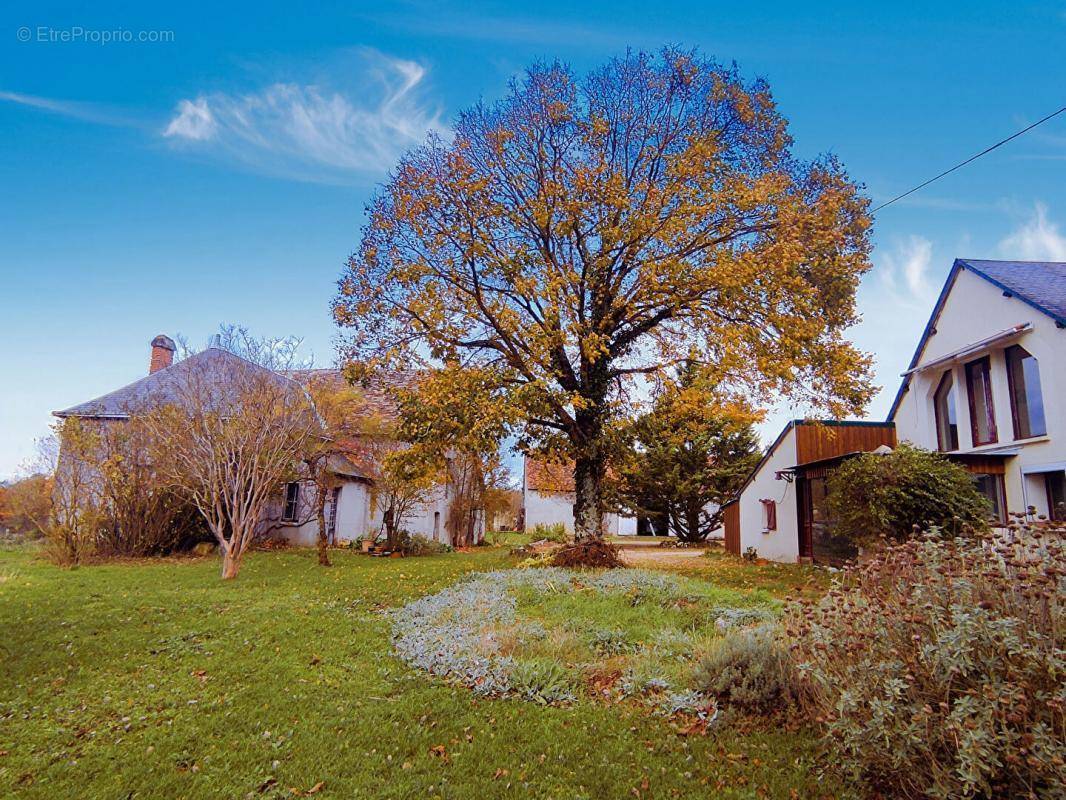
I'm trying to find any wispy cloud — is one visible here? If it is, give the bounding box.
[164,98,215,141]
[0,90,134,127]
[998,203,1066,260]
[876,234,935,302]
[162,50,444,183]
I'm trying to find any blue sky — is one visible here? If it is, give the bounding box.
[3,1,1066,477]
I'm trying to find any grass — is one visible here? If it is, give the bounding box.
[0,543,846,799]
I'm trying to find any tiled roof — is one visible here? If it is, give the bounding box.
[524,457,575,494]
[285,368,410,422]
[958,259,1066,326]
[53,348,300,418]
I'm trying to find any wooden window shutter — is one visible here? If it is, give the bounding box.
[760,499,777,531]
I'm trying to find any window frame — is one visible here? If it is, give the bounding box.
[1046,471,1066,522]
[282,482,300,522]
[933,370,959,452]
[1005,344,1047,440]
[964,356,998,446]
[972,472,1006,525]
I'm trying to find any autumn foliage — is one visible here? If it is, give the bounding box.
[336,48,874,538]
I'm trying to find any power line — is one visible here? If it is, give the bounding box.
[872,105,1066,213]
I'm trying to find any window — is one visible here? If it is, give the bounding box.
[1006,345,1046,439]
[972,473,1006,524]
[1047,471,1066,522]
[282,482,300,522]
[965,357,997,446]
[933,371,959,451]
[760,499,777,531]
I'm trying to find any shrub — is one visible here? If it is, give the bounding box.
[826,443,991,545]
[693,624,794,716]
[785,521,1065,799]
[403,533,453,556]
[0,474,52,539]
[529,522,568,543]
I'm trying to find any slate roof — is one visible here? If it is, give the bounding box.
[53,348,302,419]
[887,259,1066,420]
[959,259,1066,327]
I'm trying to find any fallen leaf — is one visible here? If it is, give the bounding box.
[257,777,277,793]
[307,781,325,794]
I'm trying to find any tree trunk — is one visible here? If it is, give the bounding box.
[221,547,240,580]
[573,454,605,540]
[681,501,702,543]
[316,490,331,567]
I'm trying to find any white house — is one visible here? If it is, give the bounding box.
[890,259,1066,521]
[522,456,637,536]
[54,336,463,550]
[723,258,1066,563]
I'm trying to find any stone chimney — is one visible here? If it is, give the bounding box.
[149,334,177,374]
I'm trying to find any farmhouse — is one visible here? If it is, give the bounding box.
[53,335,462,547]
[724,258,1066,562]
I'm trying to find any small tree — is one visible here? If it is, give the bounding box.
[50,418,104,565]
[616,364,761,542]
[303,375,378,566]
[0,474,53,538]
[826,444,991,545]
[390,365,514,547]
[374,447,440,551]
[145,357,319,579]
[1,435,59,540]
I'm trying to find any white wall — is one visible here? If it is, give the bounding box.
[737,426,799,562]
[893,267,1066,516]
[523,487,627,536]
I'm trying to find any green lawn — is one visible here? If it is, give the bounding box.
[0,545,844,799]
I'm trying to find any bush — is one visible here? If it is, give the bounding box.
[785,520,1065,799]
[0,474,52,538]
[529,522,568,543]
[404,533,453,556]
[693,624,794,716]
[826,443,991,545]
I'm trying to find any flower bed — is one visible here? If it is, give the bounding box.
[391,567,776,717]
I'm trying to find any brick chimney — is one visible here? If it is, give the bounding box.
[149,334,176,374]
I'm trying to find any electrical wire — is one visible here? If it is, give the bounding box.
[872,105,1066,213]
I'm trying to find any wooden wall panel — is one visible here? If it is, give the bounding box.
[795,423,897,466]
[723,502,741,555]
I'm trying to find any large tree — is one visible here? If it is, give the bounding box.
[335,48,874,539]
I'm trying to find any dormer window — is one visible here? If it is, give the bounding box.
[933,371,959,451]
[1005,345,1046,439]
[965,357,997,446]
